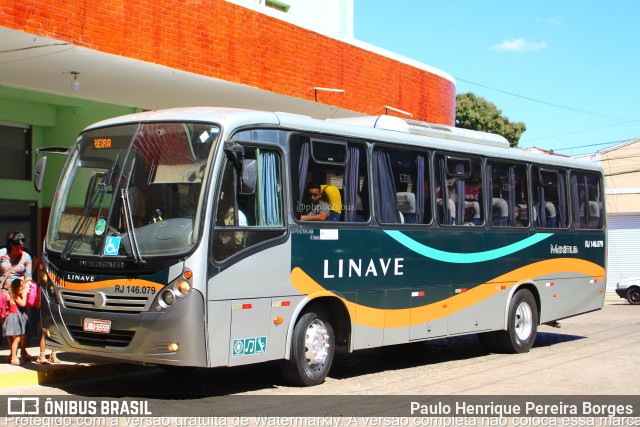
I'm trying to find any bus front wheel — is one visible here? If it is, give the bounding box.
[497,289,538,353]
[281,310,335,387]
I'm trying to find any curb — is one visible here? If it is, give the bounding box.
[0,362,139,389]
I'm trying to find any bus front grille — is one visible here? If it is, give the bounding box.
[67,325,135,348]
[59,290,149,313]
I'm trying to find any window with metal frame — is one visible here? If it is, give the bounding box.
[0,123,32,180]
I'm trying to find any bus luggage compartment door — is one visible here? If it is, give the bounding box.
[228,298,271,366]
[410,285,450,340]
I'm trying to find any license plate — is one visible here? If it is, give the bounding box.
[83,318,111,334]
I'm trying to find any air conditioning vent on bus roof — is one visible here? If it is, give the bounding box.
[330,115,510,149]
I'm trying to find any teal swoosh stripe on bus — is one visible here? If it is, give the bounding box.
[383,230,554,264]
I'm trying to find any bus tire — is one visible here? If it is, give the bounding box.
[281,310,335,387]
[494,289,538,353]
[626,287,640,305]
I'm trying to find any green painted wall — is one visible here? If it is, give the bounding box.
[0,86,140,208]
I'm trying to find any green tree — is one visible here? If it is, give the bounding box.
[455,93,526,147]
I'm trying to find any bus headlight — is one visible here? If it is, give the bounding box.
[176,280,191,296]
[152,269,193,312]
[160,290,175,306]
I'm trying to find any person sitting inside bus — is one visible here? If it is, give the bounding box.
[545,201,557,228]
[320,184,342,221]
[301,182,330,221]
[463,206,476,226]
[464,200,481,225]
[515,205,526,227]
[492,197,508,226]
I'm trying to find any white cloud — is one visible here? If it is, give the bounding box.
[490,38,549,52]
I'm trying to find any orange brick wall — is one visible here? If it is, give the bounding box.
[1,0,455,125]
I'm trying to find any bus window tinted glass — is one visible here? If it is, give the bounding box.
[532,167,568,229]
[373,147,431,225]
[571,171,604,230]
[489,161,530,227]
[435,153,483,226]
[213,146,285,261]
[290,135,368,223]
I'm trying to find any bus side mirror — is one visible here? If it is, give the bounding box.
[240,159,257,195]
[34,146,69,192]
[34,156,47,193]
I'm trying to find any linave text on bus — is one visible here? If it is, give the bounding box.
[323,258,404,279]
[64,273,96,282]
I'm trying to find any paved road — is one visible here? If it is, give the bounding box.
[5,294,638,400]
[3,295,638,427]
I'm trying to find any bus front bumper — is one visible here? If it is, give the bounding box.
[40,289,208,367]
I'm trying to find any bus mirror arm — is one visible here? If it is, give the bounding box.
[225,143,256,194]
[224,143,245,175]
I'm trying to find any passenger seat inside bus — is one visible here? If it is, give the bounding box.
[397,192,416,224]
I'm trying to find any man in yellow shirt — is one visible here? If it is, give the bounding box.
[301,183,330,221]
[320,184,342,221]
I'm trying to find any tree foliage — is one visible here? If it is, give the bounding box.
[455,93,526,147]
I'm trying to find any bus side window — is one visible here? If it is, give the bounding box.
[291,136,369,223]
[488,161,529,227]
[373,146,430,225]
[213,146,285,261]
[435,153,481,226]
[533,167,568,229]
[571,171,604,230]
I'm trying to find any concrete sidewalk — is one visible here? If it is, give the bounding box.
[0,344,133,389]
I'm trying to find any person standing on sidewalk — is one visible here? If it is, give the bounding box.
[3,278,28,365]
[32,275,60,364]
[0,231,34,362]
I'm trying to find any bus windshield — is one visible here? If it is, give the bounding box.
[46,121,220,259]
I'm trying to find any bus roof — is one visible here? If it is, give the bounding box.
[82,107,603,173]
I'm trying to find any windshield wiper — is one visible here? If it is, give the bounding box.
[61,154,120,261]
[120,160,145,265]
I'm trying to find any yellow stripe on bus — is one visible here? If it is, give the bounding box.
[58,278,164,291]
[290,258,605,328]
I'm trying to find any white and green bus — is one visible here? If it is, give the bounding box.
[37,107,606,386]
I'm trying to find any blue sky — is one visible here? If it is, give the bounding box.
[353,1,640,155]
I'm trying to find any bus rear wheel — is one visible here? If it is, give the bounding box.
[497,289,538,353]
[281,310,335,387]
[479,289,538,354]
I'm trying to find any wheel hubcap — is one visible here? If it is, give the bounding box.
[304,319,330,370]
[514,302,533,341]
